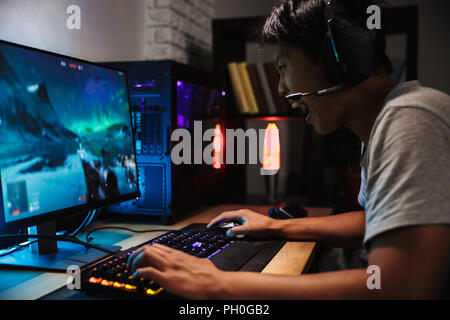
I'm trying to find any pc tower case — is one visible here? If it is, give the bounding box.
[102,61,226,224]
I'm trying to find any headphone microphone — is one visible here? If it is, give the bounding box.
[285,84,347,102]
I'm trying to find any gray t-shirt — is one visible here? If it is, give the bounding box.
[358,81,450,249]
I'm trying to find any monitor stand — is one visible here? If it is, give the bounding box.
[0,221,120,272]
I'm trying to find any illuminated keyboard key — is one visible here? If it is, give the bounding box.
[101,280,114,287]
[145,287,163,296]
[88,277,102,284]
[113,282,125,289]
[125,284,137,291]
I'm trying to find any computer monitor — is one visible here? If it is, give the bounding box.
[0,40,140,271]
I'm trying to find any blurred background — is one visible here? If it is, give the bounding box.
[0,0,448,213]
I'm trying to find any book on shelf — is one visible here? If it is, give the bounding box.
[227,62,252,114]
[255,62,277,115]
[237,62,259,114]
[246,63,269,115]
[227,60,290,116]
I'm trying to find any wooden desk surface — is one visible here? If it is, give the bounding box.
[0,204,331,299]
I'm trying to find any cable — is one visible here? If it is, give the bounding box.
[85,226,174,243]
[0,227,36,258]
[0,234,120,255]
[64,209,98,237]
[66,210,94,237]
[86,209,98,226]
[0,211,100,258]
[0,240,39,258]
[0,221,172,258]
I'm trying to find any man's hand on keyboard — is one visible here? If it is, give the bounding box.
[127,243,226,299]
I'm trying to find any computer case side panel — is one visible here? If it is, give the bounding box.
[100,61,226,224]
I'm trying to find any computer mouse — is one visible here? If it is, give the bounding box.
[209,218,244,229]
[208,218,246,238]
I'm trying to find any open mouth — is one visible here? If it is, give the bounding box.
[294,102,311,123]
[301,104,310,121]
[289,100,311,123]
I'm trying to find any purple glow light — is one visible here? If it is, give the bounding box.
[134,82,155,88]
[177,115,185,128]
[177,81,182,87]
[221,91,226,96]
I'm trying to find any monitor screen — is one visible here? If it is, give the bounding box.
[0,41,139,226]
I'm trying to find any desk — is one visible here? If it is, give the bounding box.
[0,205,331,300]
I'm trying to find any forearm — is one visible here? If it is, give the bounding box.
[215,269,380,300]
[272,210,366,249]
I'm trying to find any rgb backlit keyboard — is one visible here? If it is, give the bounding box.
[81,229,233,298]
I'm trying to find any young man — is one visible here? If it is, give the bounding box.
[127,0,450,299]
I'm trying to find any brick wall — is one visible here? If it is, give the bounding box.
[146,0,215,70]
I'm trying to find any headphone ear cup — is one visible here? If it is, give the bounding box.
[322,0,376,86]
[331,20,376,85]
[322,34,342,85]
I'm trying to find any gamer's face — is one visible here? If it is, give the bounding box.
[275,46,345,134]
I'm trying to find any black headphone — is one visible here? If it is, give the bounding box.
[287,0,376,101]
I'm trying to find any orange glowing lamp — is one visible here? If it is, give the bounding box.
[213,124,223,169]
[262,123,280,171]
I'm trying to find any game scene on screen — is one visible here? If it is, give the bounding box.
[0,42,138,223]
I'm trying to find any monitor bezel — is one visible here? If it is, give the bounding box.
[0,39,141,232]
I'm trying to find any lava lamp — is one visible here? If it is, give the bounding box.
[262,123,280,204]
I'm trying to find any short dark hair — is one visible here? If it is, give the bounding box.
[260,0,393,74]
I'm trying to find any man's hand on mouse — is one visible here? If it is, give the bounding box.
[207,209,279,238]
[127,243,226,299]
